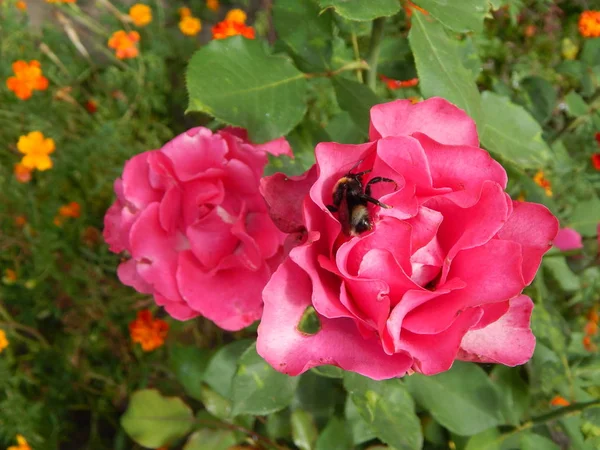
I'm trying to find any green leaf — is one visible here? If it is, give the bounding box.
[273,0,334,72]
[297,306,322,335]
[204,340,253,399]
[199,385,232,420]
[318,0,401,21]
[291,409,318,450]
[566,195,600,237]
[169,344,212,401]
[543,257,581,292]
[521,76,557,124]
[409,11,483,126]
[490,366,529,426]
[120,389,193,448]
[266,410,292,440]
[183,429,238,450]
[464,428,502,450]
[404,362,503,436]
[186,37,307,143]
[316,417,353,450]
[311,365,344,379]
[564,91,589,117]
[345,397,377,445]
[344,373,423,450]
[412,0,489,33]
[480,91,553,169]
[231,343,299,416]
[292,371,340,425]
[520,433,560,450]
[332,77,380,136]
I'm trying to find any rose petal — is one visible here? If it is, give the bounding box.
[553,227,583,252]
[122,152,163,209]
[117,259,153,294]
[369,97,479,147]
[458,295,535,366]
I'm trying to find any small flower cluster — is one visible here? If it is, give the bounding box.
[129,310,169,351]
[6,60,49,100]
[212,8,255,40]
[13,131,55,182]
[583,307,598,352]
[129,3,152,27]
[178,6,202,36]
[579,11,600,38]
[54,202,81,227]
[108,30,141,60]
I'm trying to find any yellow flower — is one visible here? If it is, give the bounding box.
[178,6,191,18]
[533,170,552,197]
[0,330,8,353]
[206,0,219,12]
[129,3,152,27]
[562,38,579,61]
[179,16,202,36]
[225,8,247,24]
[8,435,31,450]
[17,131,55,171]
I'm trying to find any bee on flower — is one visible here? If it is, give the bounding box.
[6,60,49,100]
[108,30,141,59]
[129,310,169,352]
[129,3,152,27]
[211,8,255,40]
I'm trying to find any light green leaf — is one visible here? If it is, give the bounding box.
[481,91,553,169]
[183,429,238,450]
[412,0,489,33]
[404,362,503,436]
[344,373,422,450]
[199,385,232,420]
[332,77,380,136]
[409,11,483,126]
[169,344,211,401]
[186,37,307,143]
[520,433,560,450]
[566,195,600,237]
[231,343,299,416]
[319,0,401,21]
[543,257,581,292]
[464,428,501,450]
[204,340,253,399]
[121,389,193,448]
[291,409,318,450]
[345,396,377,445]
[490,366,529,426]
[564,91,589,117]
[273,0,333,72]
[316,417,353,450]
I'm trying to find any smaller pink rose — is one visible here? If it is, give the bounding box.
[104,127,292,330]
[554,227,583,252]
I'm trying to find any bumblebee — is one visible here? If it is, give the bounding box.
[327,166,397,236]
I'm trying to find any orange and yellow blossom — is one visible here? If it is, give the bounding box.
[14,216,27,227]
[17,131,55,171]
[108,30,140,59]
[225,8,246,24]
[212,20,255,40]
[16,1,27,10]
[14,163,32,183]
[129,3,152,27]
[206,0,219,12]
[533,170,552,197]
[550,395,570,407]
[579,11,600,38]
[178,6,191,18]
[0,330,8,353]
[129,310,169,351]
[179,16,202,36]
[403,0,428,19]
[8,435,31,450]
[59,202,81,218]
[47,0,76,3]
[3,269,17,283]
[379,75,419,90]
[6,60,49,100]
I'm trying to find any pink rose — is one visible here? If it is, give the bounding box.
[553,227,583,252]
[258,98,558,380]
[103,127,291,330]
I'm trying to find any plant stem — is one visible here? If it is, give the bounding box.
[365,17,386,90]
[351,32,364,83]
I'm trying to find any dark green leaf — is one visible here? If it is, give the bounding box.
[543,257,581,292]
[490,366,529,426]
[120,389,193,448]
[319,0,401,21]
[199,385,232,420]
[481,91,553,169]
[325,112,368,144]
[231,343,299,416]
[298,306,322,335]
[332,77,380,135]
[186,37,307,143]
[169,344,211,401]
[521,77,557,124]
[520,433,560,450]
[204,340,253,399]
[412,0,489,33]
[344,373,422,449]
[292,371,340,425]
[404,362,503,436]
[316,417,353,450]
[566,195,600,237]
[409,11,483,126]
[291,409,318,450]
[345,397,377,445]
[311,365,344,379]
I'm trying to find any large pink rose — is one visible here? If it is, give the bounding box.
[258,98,558,380]
[103,127,291,330]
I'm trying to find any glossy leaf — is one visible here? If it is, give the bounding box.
[412,0,489,33]
[332,77,380,136]
[344,373,422,449]
[566,195,600,236]
[183,429,238,450]
[186,37,307,143]
[345,397,377,445]
[315,417,353,450]
[409,11,483,126]
[480,91,553,169]
[120,389,193,448]
[490,366,529,426]
[319,0,401,21]
[204,340,253,399]
[291,409,318,450]
[231,343,299,416]
[404,362,503,436]
[169,345,211,401]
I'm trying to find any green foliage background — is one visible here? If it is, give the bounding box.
[0,0,599,449]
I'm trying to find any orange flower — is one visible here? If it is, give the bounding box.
[16,1,27,10]
[583,335,598,352]
[4,269,17,283]
[6,60,49,100]
[14,163,32,183]
[7,435,31,450]
[533,170,552,197]
[588,307,599,324]
[178,6,191,18]
[47,0,76,3]
[404,0,428,19]
[408,96,420,104]
[225,8,247,24]
[550,395,570,407]
[129,3,152,27]
[579,11,600,38]
[59,201,81,218]
[129,310,169,351]
[212,20,255,40]
[206,0,219,12]
[585,321,598,336]
[179,16,202,36]
[524,24,537,37]
[379,75,419,90]
[592,154,600,171]
[0,330,8,353]
[85,99,98,114]
[14,216,27,227]
[595,132,600,146]
[17,131,55,171]
[108,30,140,59]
